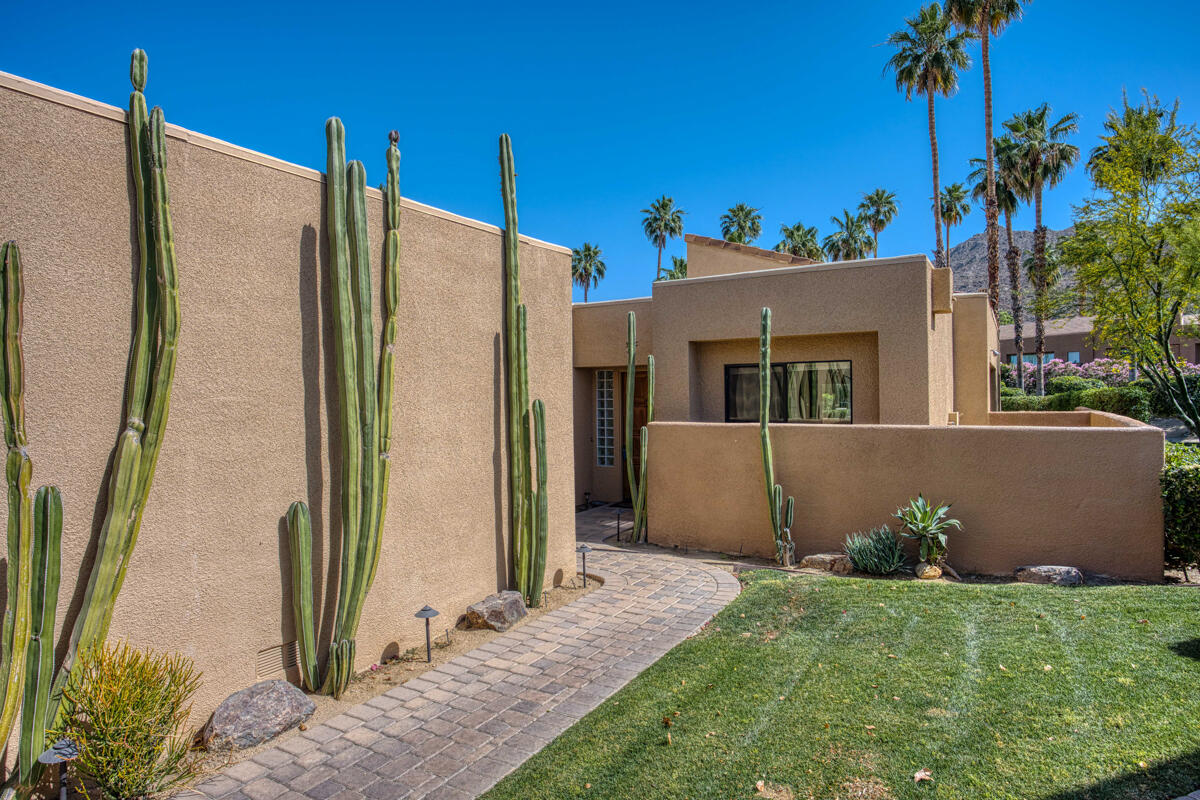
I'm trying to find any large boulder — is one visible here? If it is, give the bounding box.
[463,590,527,632]
[1015,565,1084,586]
[798,553,853,575]
[202,679,315,752]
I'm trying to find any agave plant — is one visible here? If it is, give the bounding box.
[893,495,962,565]
[844,526,906,575]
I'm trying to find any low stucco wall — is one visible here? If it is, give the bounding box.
[647,421,1164,580]
[0,72,575,719]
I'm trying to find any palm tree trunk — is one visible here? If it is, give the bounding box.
[1005,210,1024,392]
[655,243,663,280]
[927,86,945,268]
[981,10,1000,314]
[945,222,953,270]
[1033,189,1047,396]
[583,282,589,303]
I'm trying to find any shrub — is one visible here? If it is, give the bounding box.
[999,385,1025,397]
[53,643,201,800]
[894,495,961,565]
[1001,394,1049,411]
[843,526,906,575]
[1134,375,1200,419]
[1076,386,1151,420]
[1163,443,1200,578]
[1046,375,1105,394]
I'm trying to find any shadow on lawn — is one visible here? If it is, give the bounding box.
[1039,748,1200,799]
[1171,638,1200,661]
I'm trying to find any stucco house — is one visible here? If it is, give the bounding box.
[573,235,1165,581]
[999,315,1200,367]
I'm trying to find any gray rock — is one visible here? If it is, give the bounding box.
[463,590,528,632]
[202,679,315,752]
[1014,565,1084,586]
[798,553,853,575]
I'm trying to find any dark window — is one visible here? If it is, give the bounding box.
[724,361,852,423]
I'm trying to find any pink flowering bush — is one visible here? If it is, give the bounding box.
[1003,357,1200,392]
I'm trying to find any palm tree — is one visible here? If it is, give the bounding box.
[775,222,824,261]
[641,196,685,280]
[662,255,688,280]
[857,188,898,258]
[970,135,1029,388]
[1004,104,1079,395]
[822,210,873,261]
[938,182,971,269]
[720,203,763,244]
[571,242,606,303]
[945,0,1028,313]
[885,4,974,268]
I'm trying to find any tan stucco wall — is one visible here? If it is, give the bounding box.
[573,298,652,369]
[0,73,575,719]
[649,254,945,425]
[647,421,1164,581]
[685,234,816,279]
[953,293,1000,425]
[692,334,880,423]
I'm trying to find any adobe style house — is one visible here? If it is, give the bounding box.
[573,235,1165,581]
[999,315,1200,366]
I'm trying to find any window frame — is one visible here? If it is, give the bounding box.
[723,359,854,425]
[594,369,615,467]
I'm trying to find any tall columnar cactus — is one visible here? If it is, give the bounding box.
[286,124,399,698]
[0,51,180,794]
[500,134,549,607]
[623,312,654,543]
[759,308,795,566]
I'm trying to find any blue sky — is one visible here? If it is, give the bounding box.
[3,0,1198,302]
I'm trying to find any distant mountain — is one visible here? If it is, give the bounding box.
[946,226,1074,314]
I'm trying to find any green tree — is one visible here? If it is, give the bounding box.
[822,210,873,261]
[720,203,763,244]
[885,3,974,268]
[938,182,971,268]
[775,222,824,260]
[970,134,1029,387]
[1005,104,1080,394]
[858,188,898,257]
[945,0,1029,312]
[641,195,685,280]
[1064,93,1200,435]
[660,255,688,281]
[571,242,606,302]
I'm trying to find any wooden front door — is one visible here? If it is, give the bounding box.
[622,370,649,501]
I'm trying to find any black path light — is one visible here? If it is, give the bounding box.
[415,605,440,663]
[577,544,593,588]
[38,737,80,800]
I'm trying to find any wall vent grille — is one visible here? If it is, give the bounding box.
[256,641,300,678]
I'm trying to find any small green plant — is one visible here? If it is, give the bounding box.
[894,495,961,565]
[1046,375,1105,394]
[1163,442,1200,579]
[843,526,905,575]
[52,643,200,800]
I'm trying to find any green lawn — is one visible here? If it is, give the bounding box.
[483,571,1200,800]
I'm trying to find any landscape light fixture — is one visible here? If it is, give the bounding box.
[38,737,80,800]
[577,544,593,587]
[415,605,440,663]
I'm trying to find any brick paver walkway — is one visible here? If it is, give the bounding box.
[187,507,740,800]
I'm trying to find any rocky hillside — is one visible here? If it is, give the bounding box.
[947,226,1074,313]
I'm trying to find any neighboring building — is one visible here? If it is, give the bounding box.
[573,235,1164,581]
[999,315,1200,366]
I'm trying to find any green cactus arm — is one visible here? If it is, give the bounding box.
[0,243,18,715]
[500,134,528,592]
[632,354,655,543]
[286,502,319,692]
[0,449,33,747]
[123,49,158,436]
[343,160,379,643]
[324,119,363,642]
[2,243,25,449]
[368,135,402,596]
[759,308,779,539]
[785,495,795,530]
[0,243,12,450]
[528,399,549,607]
[18,485,60,784]
[106,105,181,626]
[514,305,533,598]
